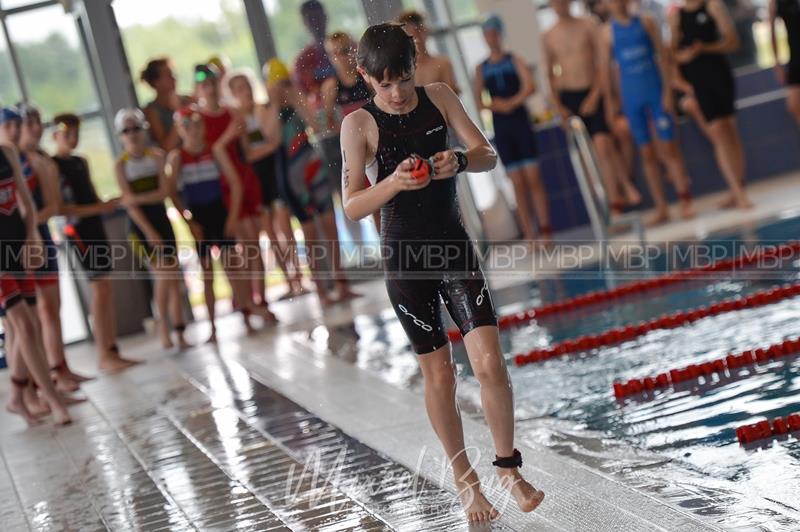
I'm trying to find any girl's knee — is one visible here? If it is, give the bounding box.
[639,145,657,163]
[422,360,457,389]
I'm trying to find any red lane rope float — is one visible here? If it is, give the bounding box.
[447,240,800,344]
[736,413,800,444]
[514,282,800,367]
[612,337,800,399]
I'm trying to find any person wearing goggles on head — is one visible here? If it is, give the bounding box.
[114,108,189,350]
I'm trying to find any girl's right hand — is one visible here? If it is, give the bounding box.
[389,157,430,192]
[104,198,122,212]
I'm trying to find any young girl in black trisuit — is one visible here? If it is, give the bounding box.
[114,108,189,349]
[670,0,752,210]
[340,23,545,523]
[770,0,800,124]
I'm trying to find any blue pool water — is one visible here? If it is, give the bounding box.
[340,214,800,529]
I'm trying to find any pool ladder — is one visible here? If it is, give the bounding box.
[565,116,646,268]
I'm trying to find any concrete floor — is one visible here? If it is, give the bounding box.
[3,171,800,530]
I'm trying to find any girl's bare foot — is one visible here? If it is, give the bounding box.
[679,198,695,220]
[335,284,361,302]
[5,398,41,427]
[496,468,545,513]
[23,385,50,417]
[6,379,41,427]
[48,401,72,426]
[52,361,93,384]
[206,329,218,344]
[319,291,336,307]
[718,192,736,209]
[737,197,754,210]
[64,368,93,382]
[455,477,500,524]
[253,304,278,324]
[624,183,642,206]
[52,373,80,394]
[98,355,141,374]
[160,322,175,350]
[243,316,259,336]
[647,209,670,227]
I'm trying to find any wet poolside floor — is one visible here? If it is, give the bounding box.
[8,175,800,530]
[0,315,714,531]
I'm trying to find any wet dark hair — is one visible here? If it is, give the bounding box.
[397,10,425,26]
[53,113,81,129]
[140,58,169,87]
[300,0,323,15]
[357,23,416,82]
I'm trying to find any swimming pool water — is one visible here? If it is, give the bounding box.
[331,215,800,529]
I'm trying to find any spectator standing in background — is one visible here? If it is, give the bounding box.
[475,14,552,241]
[770,0,800,124]
[397,10,461,93]
[294,0,366,247]
[141,58,194,151]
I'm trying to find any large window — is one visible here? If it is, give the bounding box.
[263,0,368,63]
[0,0,40,9]
[5,5,99,117]
[113,0,260,104]
[0,33,22,104]
[1,2,116,197]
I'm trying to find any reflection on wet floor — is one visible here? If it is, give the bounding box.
[0,346,516,531]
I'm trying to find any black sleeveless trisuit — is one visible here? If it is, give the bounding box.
[361,86,497,354]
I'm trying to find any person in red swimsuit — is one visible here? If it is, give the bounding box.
[194,63,277,321]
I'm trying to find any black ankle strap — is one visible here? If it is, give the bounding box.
[109,343,119,353]
[50,361,67,373]
[492,448,522,469]
[10,377,29,388]
[174,323,186,333]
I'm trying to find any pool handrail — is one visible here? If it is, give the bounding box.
[564,115,645,250]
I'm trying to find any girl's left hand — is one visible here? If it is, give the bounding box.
[431,150,459,179]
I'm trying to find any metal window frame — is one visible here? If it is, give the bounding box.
[0,1,60,103]
[0,0,110,128]
[243,0,277,67]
